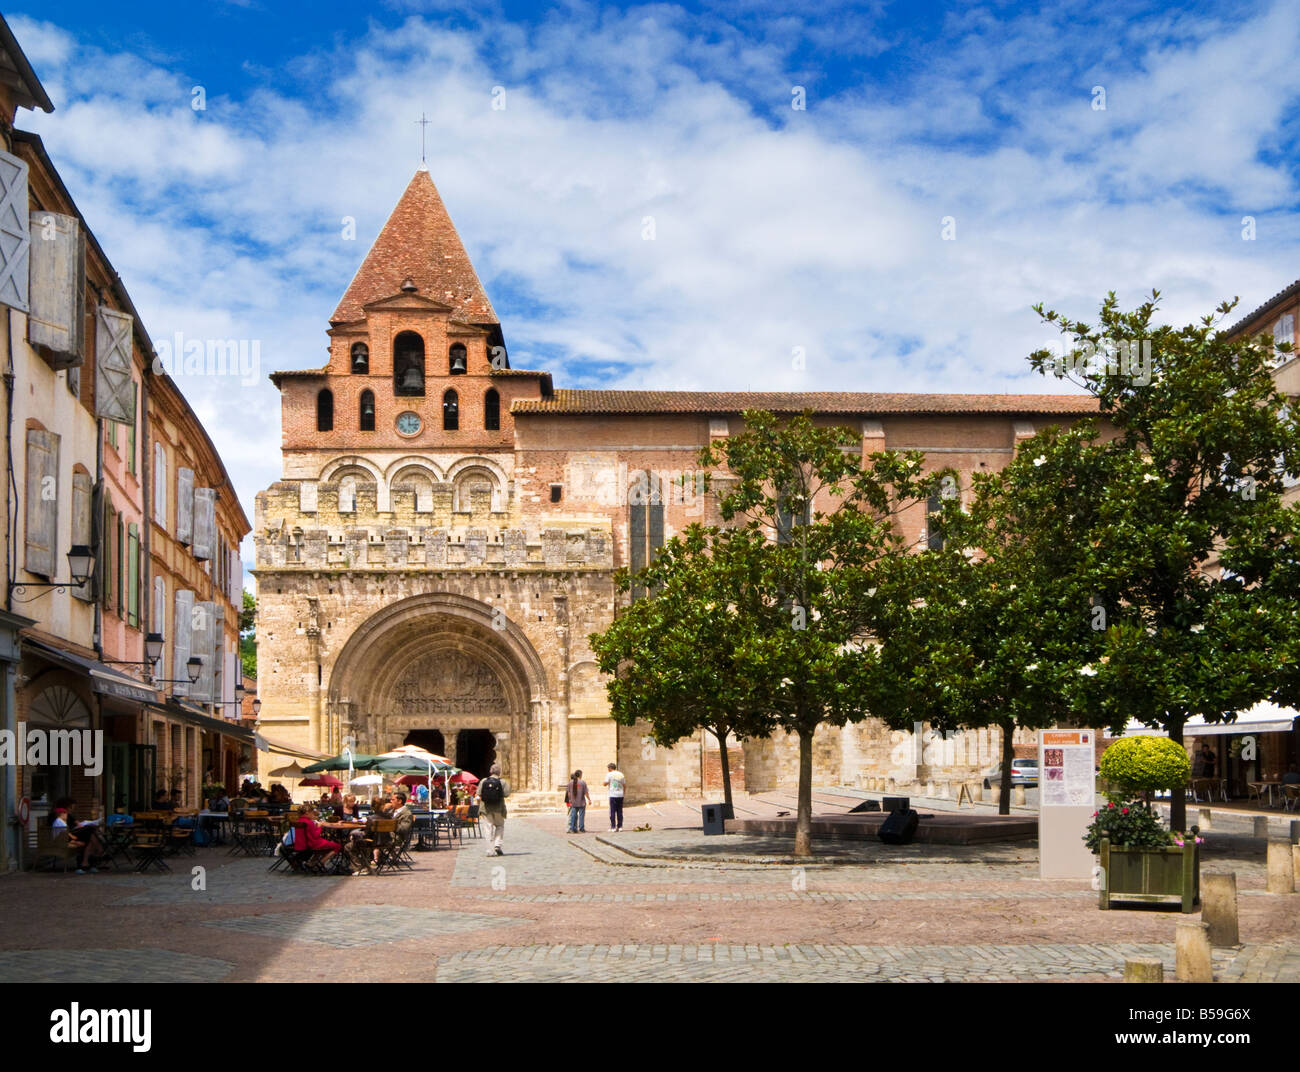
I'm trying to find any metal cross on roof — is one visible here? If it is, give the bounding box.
[415,112,430,162]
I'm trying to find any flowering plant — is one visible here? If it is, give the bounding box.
[1082,797,1171,852]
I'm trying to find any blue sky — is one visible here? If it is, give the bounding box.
[9,0,1300,579]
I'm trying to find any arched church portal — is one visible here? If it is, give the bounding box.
[327,594,548,789]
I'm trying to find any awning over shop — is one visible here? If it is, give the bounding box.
[254,732,328,762]
[144,701,255,744]
[1123,702,1300,738]
[23,637,159,706]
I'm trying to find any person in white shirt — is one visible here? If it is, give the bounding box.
[603,763,626,832]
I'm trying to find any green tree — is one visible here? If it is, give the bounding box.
[239,589,257,680]
[590,525,776,811]
[695,411,932,856]
[1007,291,1300,831]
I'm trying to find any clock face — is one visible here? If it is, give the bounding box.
[396,411,422,436]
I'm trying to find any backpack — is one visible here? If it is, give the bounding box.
[479,777,504,805]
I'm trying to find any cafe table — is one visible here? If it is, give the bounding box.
[197,810,230,846]
[318,821,366,874]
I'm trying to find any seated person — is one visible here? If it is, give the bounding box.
[290,805,343,868]
[342,793,360,819]
[1283,766,1300,786]
[169,790,183,810]
[213,790,231,812]
[153,790,176,812]
[346,791,413,875]
[53,807,104,873]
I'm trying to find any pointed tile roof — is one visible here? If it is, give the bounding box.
[332,167,498,327]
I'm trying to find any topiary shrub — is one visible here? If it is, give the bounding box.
[1099,736,1190,794]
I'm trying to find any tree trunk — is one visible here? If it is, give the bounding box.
[999,717,1014,817]
[716,728,733,811]
[1169,719,1186,833]
[795,726,814,857]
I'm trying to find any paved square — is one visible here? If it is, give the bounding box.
[0,948,234,983]
[202,904,530,948]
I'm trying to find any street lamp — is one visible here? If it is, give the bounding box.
[153,655,203,686]
[104,632,166,670]
[12,545,96,602]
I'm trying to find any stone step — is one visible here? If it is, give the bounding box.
[506,791,567,815]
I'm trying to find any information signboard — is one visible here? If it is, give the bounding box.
[1038,728,1097,880]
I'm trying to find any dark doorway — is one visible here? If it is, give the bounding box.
[403,729,446,757]
[456,729,496,779]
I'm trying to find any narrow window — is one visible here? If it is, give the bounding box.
[359,390,375,431]
[449,343,468,375]
[484,388,500,430]
[443,389,459,431]
[351,342,369,374]
[393,331,425,396]
[926,490,945,550]
[628,471,663,600]
[316,388,334,432]
[550,484,562,503]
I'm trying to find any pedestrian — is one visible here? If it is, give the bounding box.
[566,770,590,833]
[603,762,626,831]
[476,763,510,856]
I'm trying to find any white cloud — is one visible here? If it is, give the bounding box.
[12,1,1300,573]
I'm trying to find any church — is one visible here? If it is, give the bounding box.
[252,167,1099,806]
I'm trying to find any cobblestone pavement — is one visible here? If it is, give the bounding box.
[0,798,1294,983]
[434,941,1241,983]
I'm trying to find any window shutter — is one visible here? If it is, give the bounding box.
[153,577,166,670]
[0,150,30,311]
[116,517,124,615]
[154,443,167,528]
[126,523,140,627]
[193,487,215,560]
[28,210,85,367]
[176,467,194,544]
[102,498,116,608]
[94,305,135,421]
[192,601,216,702]
[231,550,242,605]
[71,471,94,602]
[172,590,194,697]
[127,384,137,475]
[223,650,239,716]
[24,428,59,577]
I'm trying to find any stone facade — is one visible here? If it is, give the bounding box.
[254,166,1097,801]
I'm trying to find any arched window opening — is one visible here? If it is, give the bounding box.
[316,389,334,432]
[359,390,375,431]
[393,332,425,397]
[449,343,468,375]
[350,342,369,374]
[339,476,357,513]
[484,388,500,431]
[443,389,459,431]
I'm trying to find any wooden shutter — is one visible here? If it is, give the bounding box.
[0,150,30,311]
[126,523,140,627]
[153,443,167,528]
[172,590,194,696]
[176,467,194,544]
[71,471,94,602]
[116,517,124,615]
[28,210,85,367]
[192,487,215,560]
[94,305,135,421]
[153,577,166,663]
[127,384,137,475]
[102,498,116,608]
[230,550,242,605]
[24,428,59,577]
[192,601,216,702]
[223,650,239,715]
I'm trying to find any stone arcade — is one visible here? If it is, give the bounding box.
[253,166,1100,804]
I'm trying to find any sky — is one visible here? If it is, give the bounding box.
[10,0,1300,585]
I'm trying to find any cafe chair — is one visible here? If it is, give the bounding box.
[34,826,79,873]
[131,831,171,873]
[371,820,401,875]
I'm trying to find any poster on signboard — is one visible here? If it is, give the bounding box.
[1040,729,1095,807]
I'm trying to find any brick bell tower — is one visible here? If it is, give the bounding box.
[255,167,606,800]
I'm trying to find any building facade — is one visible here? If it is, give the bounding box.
[0,18,253,866]
[254,167,1102,804]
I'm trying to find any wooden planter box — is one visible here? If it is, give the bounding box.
[1098,836,1200,913]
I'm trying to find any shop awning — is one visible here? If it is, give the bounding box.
[24,637,160,705]
[254,732,329,762]
[144,701,255,744]
[1123,702,1300,738]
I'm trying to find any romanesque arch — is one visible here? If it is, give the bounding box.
[327,593,550,788]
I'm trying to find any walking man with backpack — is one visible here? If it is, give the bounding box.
[476,764,510,857]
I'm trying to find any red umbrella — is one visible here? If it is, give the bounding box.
[300,774,343,788]
[450,771,480,785]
